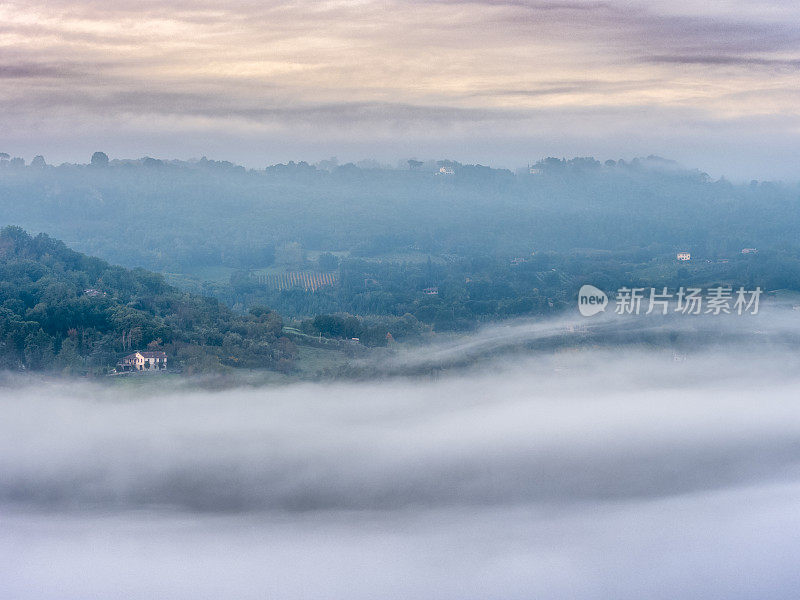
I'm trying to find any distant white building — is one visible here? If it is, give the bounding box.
[677,252,691,261]
[437,166,455,175]
[423,287,439,295]
[119,351,167,372]
[741,248,759,254]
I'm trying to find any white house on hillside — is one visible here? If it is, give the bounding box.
[119,351,167,372]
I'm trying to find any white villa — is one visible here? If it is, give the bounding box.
[119,351,167,372]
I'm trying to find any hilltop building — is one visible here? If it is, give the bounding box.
[119,351,167,372]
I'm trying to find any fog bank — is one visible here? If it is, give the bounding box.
[2,347,800,598]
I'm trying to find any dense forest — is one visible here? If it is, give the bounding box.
[2,153,800,333]
[1,154,798,270]
[224,248,786,331]
[0,226,299,374]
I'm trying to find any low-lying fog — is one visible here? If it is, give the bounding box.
[3,335,800,598]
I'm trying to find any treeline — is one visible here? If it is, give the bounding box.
[2,153,799,275]
[221,256,562,330]
[213,245,795,331]
[0,226,298,374]
[3,152,800,333]
[299,312,432,346]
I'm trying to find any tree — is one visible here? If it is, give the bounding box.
[91,151,109,167]
[317,252,339,271]
[24,330,54,369]
[0,152,9,160]
[276,336,298,360]
[128,326,143,350]
[407,159,423,170]
[31,155,47,168]
[56,338,83,374]
[0,225,32,250]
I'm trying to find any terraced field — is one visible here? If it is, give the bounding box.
[255,271,338,291]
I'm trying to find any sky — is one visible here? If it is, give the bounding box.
[2,0,800,179]
[3,340,800,598]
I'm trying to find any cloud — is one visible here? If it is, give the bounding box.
[2,0,800,176]
[3,88,529,126]
[0,63,77,78]
[645,55,800,68]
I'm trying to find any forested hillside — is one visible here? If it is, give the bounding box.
[0,226,297,374]
[3,154,800,331]
[1,155,798,272]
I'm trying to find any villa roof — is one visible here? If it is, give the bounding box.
[123,351,167,359]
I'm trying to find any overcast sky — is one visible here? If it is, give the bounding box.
[2,0,800,178]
